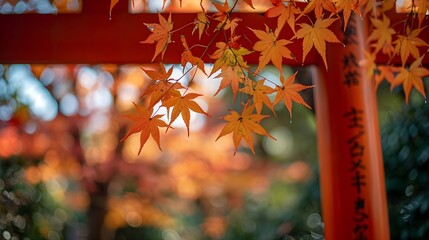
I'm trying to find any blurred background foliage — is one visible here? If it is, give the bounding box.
[0,62,428,240]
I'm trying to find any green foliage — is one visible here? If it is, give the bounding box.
[0,157,66,240]
[381,100,429,240]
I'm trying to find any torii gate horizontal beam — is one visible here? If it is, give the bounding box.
[0,0,427,65]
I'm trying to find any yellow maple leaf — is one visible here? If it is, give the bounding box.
[293,18,342,69]
[141,14,173,62]
[390,56,429,103]
[240,79,276,114]
[121,103,168,154]
[273,72,314,118]
[192,12,209,40]
[210,39,251,76]
[394,27,429,66]
[216,104,275,155]
[163,91,210,136]
[250,25,294,74]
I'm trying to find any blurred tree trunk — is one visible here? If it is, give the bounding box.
[87,181,109,240]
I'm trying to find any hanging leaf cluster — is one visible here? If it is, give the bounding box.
[116,0,429,155]
[364,0,429,103]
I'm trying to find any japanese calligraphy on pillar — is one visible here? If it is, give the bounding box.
[344,107,369,240]
[342,16,360,87]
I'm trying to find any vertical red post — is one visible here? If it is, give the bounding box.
[312,14,390,239]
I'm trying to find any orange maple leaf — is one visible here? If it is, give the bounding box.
[375,65,398,89]
[193,12,209,40]
[361,51,376,81]
[141,14,173,62]
[212,1,241,34]
[303,0,337,19]
[180,35,206,74]
[213,0,229,28]
[216,104,275,155]
[334,0,361,31]
[142,62,173,81]
[273,72,314,118]
[142,63,184,107]
[240,80,275,114]
[110,0,119,17]
[242,0,254,8]
[121,103,168,154]
[265,0,285,18]
[391,56,429,103]
[163,91,210,136]
[293,18,341,69]
[367,14,396,54]
[214,65,247,101]
[394,27,428,66]
[250,25,294,74]
[265,0,297,32]
[414,0,429,27]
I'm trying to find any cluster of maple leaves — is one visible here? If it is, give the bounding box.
[117,0,429,155]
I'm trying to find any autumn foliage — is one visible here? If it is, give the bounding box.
[114,0,429,154]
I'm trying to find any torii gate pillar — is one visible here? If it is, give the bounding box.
[313,14,390,239]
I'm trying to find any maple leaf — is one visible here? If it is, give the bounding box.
[293,18,342,69]
[110,0,119,17]
[375,65,398,89]
[242,0,254,8]
[360,51,376,81]
[334,0,361,31]
[394,27,429,66]
[141,14,173,62]
[414,0,429,27]
[142,63,184,107]
[250,25,294,74]
[180,35,206,74]
[210,39,251,76]
[121,103,168,154]
[144,83,183,109]
[390,56,429,103]
[213,0,229,27]
[265,0,285,18]
[265,1,300,33]
[264,0,299,33]
[163,91,210,136]
[225,18,242,36]
[193,12,209,40]
[216,104,275,155]
[240,80,275,114]
[214,65,247,101]
[303,0,337,19]
[212,1,241,34]
[142,62,173,81]
[273,72,314,118]
[109,0,134,18]
[367,14,395,54]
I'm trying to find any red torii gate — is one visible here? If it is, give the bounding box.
[1,1,428,239]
